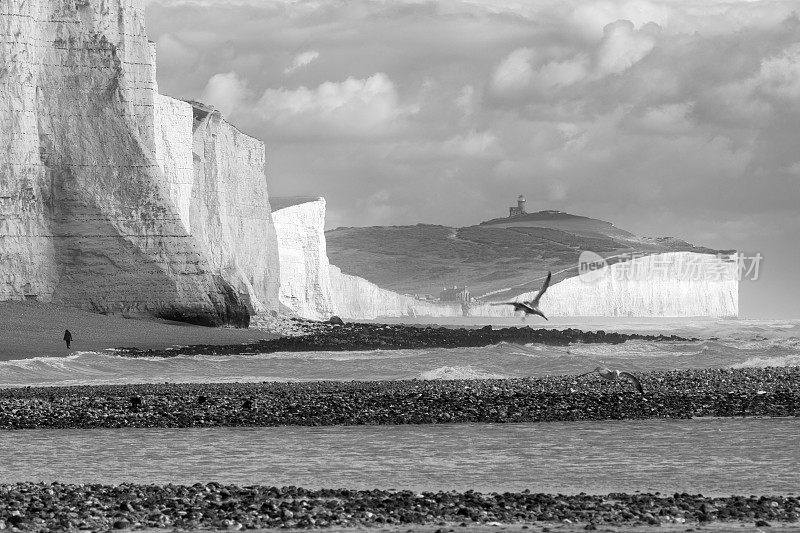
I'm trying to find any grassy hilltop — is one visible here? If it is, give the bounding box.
[325,210,729,301]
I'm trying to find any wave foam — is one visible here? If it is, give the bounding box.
[419,366,507,380]
[731,355,800,369]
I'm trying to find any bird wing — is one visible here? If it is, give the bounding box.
[490,302,517,307]
[619,371,644,394]
[532,271,552,304]
[516,302,537,313]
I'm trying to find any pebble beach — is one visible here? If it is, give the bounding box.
[1,483,798,532]
[0,367,798,429]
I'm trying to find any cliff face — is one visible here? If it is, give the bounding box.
[328,265,463,319]
[0,0,276,325]
[153,93,194,231]
[327,252,737,319]
[271,198,335,320]
[470,252,739,318]
[188,103,280,313]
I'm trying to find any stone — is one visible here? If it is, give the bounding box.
[129,396,142,411]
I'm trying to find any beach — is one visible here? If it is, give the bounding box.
[0,302,278,362]
[0,367,798,429]
[0,482,797,531]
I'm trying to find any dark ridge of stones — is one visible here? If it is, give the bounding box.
[115,322,693,358]
[0,483,797,531]
[0,367,798,430]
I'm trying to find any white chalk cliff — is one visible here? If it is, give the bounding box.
[273,201,738,320]
[271,198,336,320]
[470,252,739,318]
[0,0,278,325]
[328,264,464,320]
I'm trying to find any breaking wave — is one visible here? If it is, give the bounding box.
[731,354,800,369]
[419,366,507,380]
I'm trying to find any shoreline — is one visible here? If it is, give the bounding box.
[1,367,797,429]
[0,483,796,532]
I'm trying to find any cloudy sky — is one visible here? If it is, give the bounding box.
[145,0,800,318]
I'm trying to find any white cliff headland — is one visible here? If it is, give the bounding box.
[271,197,336,320]
[0,0,278,326]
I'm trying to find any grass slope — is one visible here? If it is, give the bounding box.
[325,211,730,300]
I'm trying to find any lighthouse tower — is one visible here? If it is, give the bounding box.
[509,195,527,217]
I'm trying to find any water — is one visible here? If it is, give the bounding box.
[0,319,798,387]
[1,419,797,496]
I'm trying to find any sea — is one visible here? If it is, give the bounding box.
[1,317,799,496]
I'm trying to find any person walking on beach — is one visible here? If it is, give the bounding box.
[63,329,72,349]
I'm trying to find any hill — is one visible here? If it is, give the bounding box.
[325,210,730,301]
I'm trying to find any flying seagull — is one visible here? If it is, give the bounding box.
[577,366,644,394]
[491,271,552,320]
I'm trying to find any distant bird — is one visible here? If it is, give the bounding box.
[491,271,552,320]
[577,366,644,394]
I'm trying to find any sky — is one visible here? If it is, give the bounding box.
[144,0,800,318]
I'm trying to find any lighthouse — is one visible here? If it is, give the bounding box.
[509,195,527,217]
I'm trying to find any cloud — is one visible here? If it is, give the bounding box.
[255,73,407,139]
[153,33,199,76]
[631,102,694,133]
[490,19,656,100]
[389,130,502,161]
[594,19,657,76]
[754,44,800,102]
[284,50,320,75]
[570,0,670,39]
[535,56,591,89]
[455,85,477,116]
[199,72,249,117]
[490,48,535,97]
